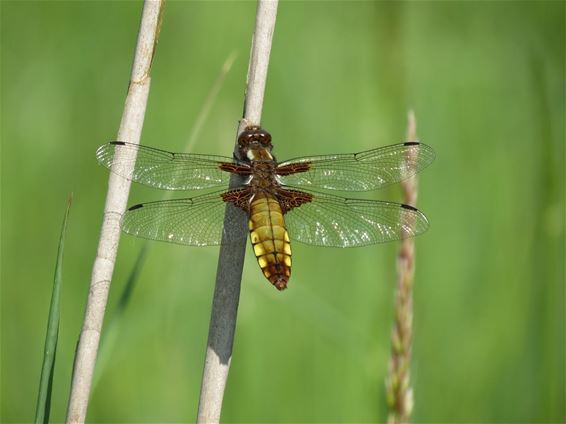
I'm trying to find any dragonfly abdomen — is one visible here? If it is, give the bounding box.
[248,192,292,290]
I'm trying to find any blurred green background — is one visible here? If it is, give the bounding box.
[1,1,564,422]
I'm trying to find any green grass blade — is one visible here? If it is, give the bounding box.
[93,244,148,389]
[35,195,72,424]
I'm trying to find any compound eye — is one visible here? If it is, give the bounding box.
[258,130,272,145]
[238,131,253,145]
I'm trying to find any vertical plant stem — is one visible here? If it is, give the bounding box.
[66,1,164,422]
[386,110,419,424]
[196,1,278,422]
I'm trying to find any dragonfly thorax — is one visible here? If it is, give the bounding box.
[248,160,280,190]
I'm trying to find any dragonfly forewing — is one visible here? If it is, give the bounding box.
[96,141,237,190]
[278,142,435,191]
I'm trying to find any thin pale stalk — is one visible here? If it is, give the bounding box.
[196,1,278,422]
[386,110,418,424]
[66,2,164,422]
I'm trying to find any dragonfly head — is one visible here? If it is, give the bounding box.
[238,126,273,161]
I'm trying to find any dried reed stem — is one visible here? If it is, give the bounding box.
[386,110,419,424]
[66,2,164,422]
[196,1,278,422]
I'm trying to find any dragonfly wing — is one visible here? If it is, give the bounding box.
[96,141,240,190]
[122,189,249,246]
[282,188,429,247]
[278,142,435,191]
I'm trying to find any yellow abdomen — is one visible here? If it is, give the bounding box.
[248,192,292,290]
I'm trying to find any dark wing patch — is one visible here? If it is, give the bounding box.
[275,188,313,213]
[221,187,253,212]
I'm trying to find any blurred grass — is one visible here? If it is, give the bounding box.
[92,245,147,392]
[1,1,564,423]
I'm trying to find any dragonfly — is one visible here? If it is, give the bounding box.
[96,126,434,291]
